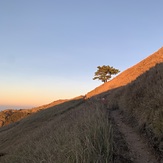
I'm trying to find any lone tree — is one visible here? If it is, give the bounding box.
[93,65,120,83]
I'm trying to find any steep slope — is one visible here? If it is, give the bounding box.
[86,47,163,98]
[106,62,163,158]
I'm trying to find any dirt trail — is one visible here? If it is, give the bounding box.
[110,109,162,163]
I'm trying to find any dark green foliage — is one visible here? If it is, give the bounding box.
[93,65,120,83]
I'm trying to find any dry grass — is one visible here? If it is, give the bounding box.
[1,47,162,162]
[0,97,85,128]
[0,99,71,127]
[106,62,163,153]
[85,47,163,154]
[86,47,163,98]
[0,98,113,163]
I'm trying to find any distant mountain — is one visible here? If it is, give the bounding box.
[86,47,163,98]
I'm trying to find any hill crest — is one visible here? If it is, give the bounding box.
[86,47,163,98]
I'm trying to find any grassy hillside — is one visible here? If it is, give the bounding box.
[105,62,163,153]
[0,47,162,162]
[0,99,71,127]
[0,98,116,163]
[86,47,163,98]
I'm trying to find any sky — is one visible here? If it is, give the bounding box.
[0,0,163,110]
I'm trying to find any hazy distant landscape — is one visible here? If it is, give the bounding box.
[0,105,34,111]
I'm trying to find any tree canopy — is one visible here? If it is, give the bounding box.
[93,65,120,83]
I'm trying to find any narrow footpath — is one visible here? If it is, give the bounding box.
[110,109,162,163]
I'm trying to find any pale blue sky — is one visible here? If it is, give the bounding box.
[0,0,163,110]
